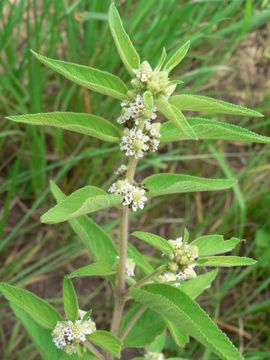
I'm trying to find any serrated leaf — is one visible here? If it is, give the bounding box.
[127,243,154,275]
[160,118,270,144]
[143,91,153,110]
[164,40,190,73]
[179,270,218,299]
[155,47,167,71]
[130,284,243,360]
[167,321,189,348]
[11,305,96,360]
[31,50,128,100]
[41,185,122,224]
[170,95,263,117]
[197,256,256,267]
[155,96,197,140]
[108,3,140,75]
[68,262,116,279]
[63,278,78,322]
[191,235,241,257]
[88,330,122,358]
[133,231,173,256]
[0,283,61,329]
[7,112,121,143]
[120,304,166,348]
[144,173,236,197]
[50,181,118,266]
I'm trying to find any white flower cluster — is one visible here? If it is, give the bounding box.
[120,122,160,159]
[126,258,136,277]
[145,351,165,360]
[118,94,157,125]
[52,314,96,355]
[133,61,153,83]
[159,236,198,284]
[108,179,147,211]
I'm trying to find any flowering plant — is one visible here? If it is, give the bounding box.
[1,3,269,359]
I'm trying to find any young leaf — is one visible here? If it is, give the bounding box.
[132,231,174,256]
[68,262,116,279]
[197,256,256,267]
[170,94,263,117]
[155,47,167,71]
[63,278,78,322]
[127,243,154,275]
[41,185,122,224]
[0,283,61,329]
[179,270,218,299]
[167,321,189,348]
[50,181,118,266]
[108,3,140,75]
[144,173,236,197]
[11,305,96,360]
[130,284,243,360]
[164,40,190,73]
[7,112,121,143]
[88,330,122,358]
[160,118,270,144]
[143,91,154,110]
[191,235,241,257]
[119,304,166,348]
[31,50,128,100]
[155,96,197,140]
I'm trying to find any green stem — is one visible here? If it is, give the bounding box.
[110,157,137,339]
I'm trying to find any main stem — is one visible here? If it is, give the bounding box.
[110,157,137,337]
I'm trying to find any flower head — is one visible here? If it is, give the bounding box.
[120,128,150,159]
[52,316,96,355]
[145,351,165,360]
[133,61,152,83]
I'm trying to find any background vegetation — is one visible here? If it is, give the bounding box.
[0,0,270,359]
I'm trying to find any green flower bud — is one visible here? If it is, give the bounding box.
[168,262,179,273]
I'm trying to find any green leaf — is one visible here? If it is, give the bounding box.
[88,330,122,358]
[11,304,95,360]
[160,118,270,144]
[164,40,190,73]
[120,304,166,348]
[50,181,118,266]
[155,47,167,71]
[31,50,128,100]
[197,256,256,267]
[144,173,236,197]
[108,3,140,75]
[167,321,189,348]
[7,112,120,143]
[133,231,173,256]
[0,283,61,329]
[41,185,122,224]
[63,278,78,322]
[179,270,218,299]
[130,284,243,360]
[68,262,116,279]
[143,91,154,110]
[149,330,166,352]
[170,95,263,117]
[127,243,154,275]
[191,235,241,257]
[155,96,197,140]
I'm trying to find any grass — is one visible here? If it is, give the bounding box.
[1,0,270,358]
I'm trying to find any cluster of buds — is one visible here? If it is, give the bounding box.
[167,236,198,281]
[116,256,136,277]
[145,351,165,360]
[132,61,176,98]
[52,311,96,355]
[108,178,147,212]
[120,122,160,159]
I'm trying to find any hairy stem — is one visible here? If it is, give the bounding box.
[110,157,137,339]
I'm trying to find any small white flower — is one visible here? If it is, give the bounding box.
[114,164,127,178]
[176,264,197,281]
[126,258,136,277]
[159,272,177,283]
[168,236,183,250]
[133,61,152,83]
